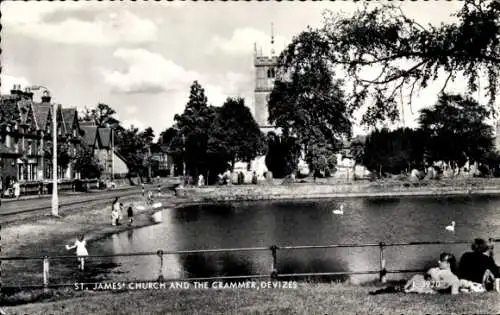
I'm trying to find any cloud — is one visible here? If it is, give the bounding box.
[209,28,289,56]
[101,48,200,94]
[100,48,256,137]
[2,2,158,45]
[1,74,31,94]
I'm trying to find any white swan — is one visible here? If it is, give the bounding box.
[445,221,456,232]
[332,204,344,215]
[152,202,162,209]
[151,211,163,223]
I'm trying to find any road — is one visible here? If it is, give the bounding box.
[0,183,172,216]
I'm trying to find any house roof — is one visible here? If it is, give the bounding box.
[32,104,51,131]
[97,128,112,148]
[61,108,77,135]
[80,125,97,147]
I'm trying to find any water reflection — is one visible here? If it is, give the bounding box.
[94,196,500,283]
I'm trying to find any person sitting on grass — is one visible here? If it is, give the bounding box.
[65,234,89,271]
[458,238,499,291]
[370,252,460,295]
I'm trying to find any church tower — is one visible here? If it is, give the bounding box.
[254,24,278,134]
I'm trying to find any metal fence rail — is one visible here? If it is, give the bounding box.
[1,238,498,291]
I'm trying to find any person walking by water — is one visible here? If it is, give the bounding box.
[147,190,153,205]
[66,234,89,271]
[127,205,134,226]
[13,180,20,200]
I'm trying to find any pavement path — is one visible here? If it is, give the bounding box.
[0,182,174,216]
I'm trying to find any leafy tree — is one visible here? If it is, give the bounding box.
[79,103,120,128]
[115,125,148,180]
[320,0,499,124]
[265,132,301,178]
[269,30,352,174]
[349,138,365,166]
[159,127,179,146]
[172,81,216,179]
[418,93,494,166]
[362,127,425,176]
[139,126,155,179]
[44,142,73,170]
[73,144,102,179]
[209,97,266,166]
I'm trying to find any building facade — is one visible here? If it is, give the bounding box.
[0,85,128,190]
[79,122,128,180]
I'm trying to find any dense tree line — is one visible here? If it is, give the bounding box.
[357,94,499,178]
[161,81,266,184]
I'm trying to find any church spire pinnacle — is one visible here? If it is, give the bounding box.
[270,22,275,56]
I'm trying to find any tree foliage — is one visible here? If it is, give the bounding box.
[269,30,352,174]
[265,132,301,178]
[279,0,499,127]
[115,125,148,178]
[169,83,266,183]
[172,81,217,179]
[79,103,120,128]
[362,127,425,176]
[418,93,494,165]
[209,97,266,164]
[73,144,102,179]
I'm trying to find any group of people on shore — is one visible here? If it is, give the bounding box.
[372,238,499,295]
[111,197,134,226]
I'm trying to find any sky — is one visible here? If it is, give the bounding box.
[1,0,486,139]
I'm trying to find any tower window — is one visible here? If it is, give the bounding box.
[267,68,276,79]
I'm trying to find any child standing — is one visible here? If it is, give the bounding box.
[66,234,89,271]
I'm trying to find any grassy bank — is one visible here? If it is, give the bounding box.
[3,283,500,314]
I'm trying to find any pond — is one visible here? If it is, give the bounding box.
[88,195,500,284]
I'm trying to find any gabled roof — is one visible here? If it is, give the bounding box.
[80,125,97,147]
[32,104,51,131]
[61,108,78,135]
[97,128,112,148]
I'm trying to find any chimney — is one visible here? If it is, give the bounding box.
[23,87,34,100]
[10,84,22,96]
[41,90,51,103]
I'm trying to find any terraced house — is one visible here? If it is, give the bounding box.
[0,85,82,189]
[0,85,127,192]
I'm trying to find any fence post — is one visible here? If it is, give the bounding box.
[379,242,387,283]
[43,256,50,291]
[157,250,164,282]
[142,183,145,197]
[270,245,278,279]
[0,225,2,294]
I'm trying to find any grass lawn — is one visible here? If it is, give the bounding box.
[3,283,500,314]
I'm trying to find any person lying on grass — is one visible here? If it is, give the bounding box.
[370,252,484,295]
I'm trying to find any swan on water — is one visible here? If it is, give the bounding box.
[445,221,455,232]
[152,202,162,209]
[332,204,344,215]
